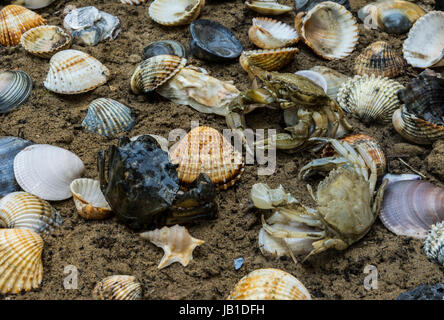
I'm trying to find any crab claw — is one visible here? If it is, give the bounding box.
[255,133,306,150]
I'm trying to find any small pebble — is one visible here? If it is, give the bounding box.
[234,257,244,270]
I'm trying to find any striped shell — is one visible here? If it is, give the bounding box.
[82,98,136,138]
[70,178,112,220]
[148,0,204,26]
[338,74,404,124]
[0,191,62,234]
[120,0,147,4]
[239,47,299,72]
[0,70,32,114]
[227,268,312,300]
[44,49,110,94]
[0,5,46,47]
[92,275,142,300]
[424,221,444,266]
[310,66,349,100]
[20,25,72,58]
[245,1,293,15]
[0,228,43,294]
[249,17,299,49]
[169,126,244,190]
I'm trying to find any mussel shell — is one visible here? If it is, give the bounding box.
[189,19,242,62]
[142,40,188,60]
[294,0,350,12]
[0,70,32,114]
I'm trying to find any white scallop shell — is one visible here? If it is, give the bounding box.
[70,178,112,220]
[249,17,299,49]
[148,0,204,26]
[424,221,444,265]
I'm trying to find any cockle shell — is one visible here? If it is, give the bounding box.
[142,40,188,60]
[20,25,72,58]
[169,126,244,190]
[120,0,147,4]
[148,0,205,26]
[0,70,32,114]
[337,74,404,124]
[0,5,46,47]
[140,225,204,269]
[0,228,43,294]
[245,1,293,16]
[44,49,110,94]
[249,17,299,49]
[424,221,444,266]
[227,268,312,300]
[309,66,349,100]
[294,0,351,12]
[380,180,444,239]
[70,178,112,220]
[239,47,299,72]
[14,144,85,201]
[92,275,142,300]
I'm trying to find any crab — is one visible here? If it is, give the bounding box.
[98,135,217,229]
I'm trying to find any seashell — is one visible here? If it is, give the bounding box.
[354,41,406,78]
[239,47,299,72]
[0,228,43,294]
[309,66,349,100]
[92,275,142,300]
[82,98,136,138]
[70,178,112,220]
[382,173,421,186]
[190,19,242,62]
[44,49,110,94]
[120,0,147,4]
[142,40,188,60]
[140,225,204,269]
[0,70,32,114]
[227,268,311,300]
[294,0,350,12]
[148,0,205,26]
[294,70,327,93]
[248,17,299,49]
[0,191,62,234]
[0,5,46,47]
[245,1,293,16]
[169,126,244,190]
[14,144,85,201]
[15,0,56,9]
[337,74,404,124]
[424,221,444,266]
[380,180,444,239]
[130,55,187,94]
[295,2,358,60]
[20,25,72,58]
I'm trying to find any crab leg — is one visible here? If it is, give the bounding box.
[298,157,350,180]
[323,105,339,138]
[278,207,324,228]
[261,215,325,240]
[302,238,349,262]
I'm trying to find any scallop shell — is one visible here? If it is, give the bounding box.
[0,228,43,294]
[148,0,204,26]
[0,70,32,114]
[0,5,46,47]
[295,1,358,60]
[140,225,204,269]
[82,98,136,138]
[424,221,444,265]
[92,275,142,300]
[130,54,187,94]
[245,1,293,15]
[0,191,62,234]
[120,0,147,4]
[20,25,72,58]
[227,268,312,300]
[70,178,112,220]
[13,144,85,201]
[169,126,244,190]
[239,47,299,72]
[309,66,349,100]
[249,17,299,49]
[44,49,110,94]
[337,74,404,124]
[354,41,406,78]
[380,180,444,239]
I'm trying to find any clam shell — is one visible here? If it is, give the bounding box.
[70,178,112,220]
[20,25,72,58]
[148,0,204,26]
[239,47,299,72]
[0,228,43,294]
[0,70,32,114]
[142,40,188,60]
[249,17,299,49]
[92,275,142,300]
[294,0,351,12]
[380,180,444,239]
[0,5,46,47]
[120,0,147,4]
[19,0,56,9]
[424,221,444,265]
[245,1,293,15]
[309,66,349,100]
[82,98,136,138]
[337,74,404,124]
[227,268,311,300]
[0,191,62,234]
[294,70,327,93]
[169,126,244,190]
[44,49,110,94]
[13,144,85,201]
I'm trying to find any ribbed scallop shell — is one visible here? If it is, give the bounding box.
[0,228,43,294]
[354,41,406,78]
[14,144,85,201]
[20,25,72,58]
[424,221,444,265]
[169,126,244,190]
[0,5,46,47]
[245,1,293,15]
[310,66,349,100]
[70,178,112,220]
[0,70,32,114]
[249,17,299,49]
[82,98,136,138]
[227,268,312,300]
[44,49,110,94]
[380,180,444,239]
[337,74,404,124]
[296,1,358,60]
[148,0,204,26]
[239,47,299,72]
[130,55,187,94]
[120,0,147,4]
[92,275,142,300]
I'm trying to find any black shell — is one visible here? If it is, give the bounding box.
[142,40,188,60]
[294,0,351,12]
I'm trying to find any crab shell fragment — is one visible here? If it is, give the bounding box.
[70,178,112,220]
[20,25,72,58]
[148,0,205,26]
[249,17,299,49]
[92,275,142,300]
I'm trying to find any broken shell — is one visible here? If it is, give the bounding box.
[245,1,293,16]
[295,70,327,93]
[294,0,351,12]
[0,70,32,114]
[0,191,62,234]
[13,144,85,201]
[380,180,444,239]
[120,0,147,4]
[20,25,72,58]
[16,0,56,9]
[0,5,46,47]
[227,268,311,300]
[424,221,444,266]
[130,134,169,152]
[248,17,299,49]
[148,0,204,26]
[0,228,43,294]
[70,178,112,220]
[239,47,299,72]
[142,40,188,60]
[140,225,204,269]
[309,66,349,100]
[169,126,244,190]
[92,275,142,300]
